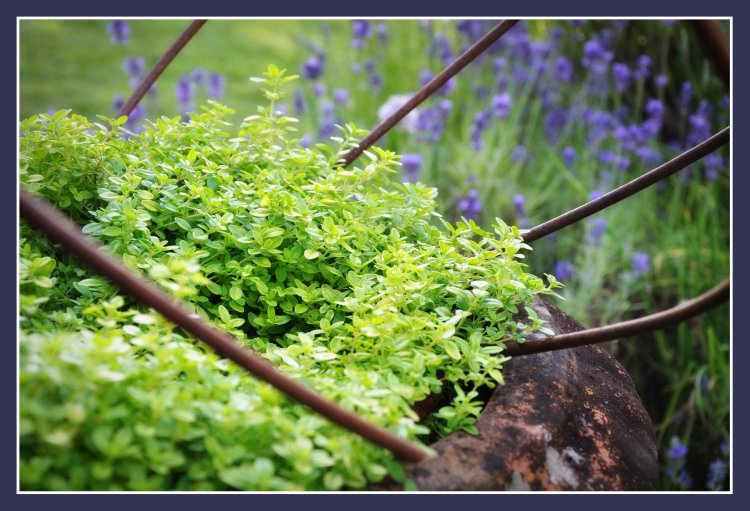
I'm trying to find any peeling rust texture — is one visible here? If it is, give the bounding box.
[397,297,658,491]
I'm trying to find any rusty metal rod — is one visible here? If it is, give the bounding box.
[115,20,207,120]
[523,126,730,243]
[689,20,730,91]
[340,19,519,168]
[19,189,427,463]
[505,279,729,356]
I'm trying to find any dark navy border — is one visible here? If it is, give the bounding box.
[5,0,744,509]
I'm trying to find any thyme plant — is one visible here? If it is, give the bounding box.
[19,65,558,490]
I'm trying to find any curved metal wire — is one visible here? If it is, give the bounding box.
[19,189,427,463]
[115,20,207,120]
[522,126,730,243]
[340,19,519,168]
[505,280,729,357]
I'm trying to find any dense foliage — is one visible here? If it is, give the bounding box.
[19,66,558,490]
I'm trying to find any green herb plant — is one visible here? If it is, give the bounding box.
[19,65,559,491]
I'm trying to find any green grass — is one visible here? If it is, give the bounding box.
[20,19,326,122]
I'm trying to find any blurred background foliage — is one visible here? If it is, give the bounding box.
[19,18,730,491]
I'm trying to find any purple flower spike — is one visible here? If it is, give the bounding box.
[511,145,527,163]
[175,75,194,105]
[634,55,652,80]
[123,57,146,79]
[294,89,307,115]
[301,56,324,80]
[513,194,526,217]
[553,260,575,281]
[313,83,327,97]
[563,146,577,169]
[207,73,226,99]
[632,252,650,277]
[333,88,349,106]
[457,187,482,221]
[612,62,630,93]
[588,218,608,245]
[554,56,574,82]
[492,92,512,119]
[353,20,371,39]
[401,153,423,183]
[107,20,130,45]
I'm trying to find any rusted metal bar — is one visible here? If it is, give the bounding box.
[505,279,729,356]
[115,20,207,120]
[522,126,730,243]
[689,20,730,90]
[340,19,519,168]
[19,189,427,463]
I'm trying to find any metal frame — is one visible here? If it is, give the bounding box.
[18,19,731,461]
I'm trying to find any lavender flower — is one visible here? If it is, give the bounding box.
[632,252,650,277]
[706,460,727,491]
[376,23,388,45]
[457,188,482,221]
[545,109,569,143]
[353,20,371,39]
[299,133,313,148]
[680,82,693,114]
[175,74,195,114]
[492,92,512,118]
[511,145,527,163]
[470,110,491,151]
[553,260,574,281]
[107,20,129,45]
[675,469,693,490]
[589,190,602,202]
[207,73,226,99]
[401,153,423,183]
[646,98,665,120]
[456,20,483,41]
[416,102,451,143]
[432,33,454,67]
[599,150,614,166]
[301,56,324,80]
[636,146,661,166]
[563,146,577,169]
[313,83,326,97]
[318,100,336,139]
[294,89,307,115]
[656,74,668,88]
[123,57,145,79]
[494,57,506,75]
[704,153,723,180]
[368,72,383,93]
[633,55,652,80]
[582,39,613,76]
[333,88,349,106]
[191,68,207,85]
[513,194,526,217]
[612,62,630,93]
[587,218,607,245]
[553,56,574,82]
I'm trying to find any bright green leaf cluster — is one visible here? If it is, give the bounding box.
[19,65,559,490]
